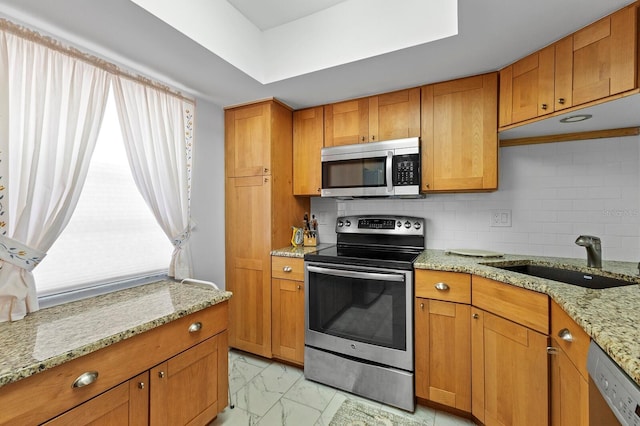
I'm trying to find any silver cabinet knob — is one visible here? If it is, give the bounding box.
[558,328,574,342]
[72,371,99,388]
[297,284,301,290]
[434,282,450,291]
[138,382,145,389]
[283,266,292,272]
[420,303,425,310]
[158,371,165,378]
[188,322,202,333]
[472,313,479,319]
[558,98,566,105]
[541,103,548,110]
[547,346,559,355]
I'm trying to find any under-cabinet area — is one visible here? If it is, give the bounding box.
[0,281,232,426]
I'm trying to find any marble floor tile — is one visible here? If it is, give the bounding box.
[258,398,322,426]
[215,350,477,425]
[283,376,338,411]
[235,363,303,417]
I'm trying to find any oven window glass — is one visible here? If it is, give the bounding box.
[323,157,386,188]
[307,268,406,350]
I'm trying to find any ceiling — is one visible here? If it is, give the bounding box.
[0,0,635,112]
[227,0,348,30]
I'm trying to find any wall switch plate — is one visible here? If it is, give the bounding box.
[491,209,512,227]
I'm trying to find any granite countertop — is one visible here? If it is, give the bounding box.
[0,279,232,389]
[272,246,640,386]
[270,243,334,258]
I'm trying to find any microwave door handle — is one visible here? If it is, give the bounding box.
[307,265,404,282]
[386,151,393,193]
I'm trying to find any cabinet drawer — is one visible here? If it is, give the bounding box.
[472,276,548,334]
[272,256,305,281]
[415,270,471,303]
[0,302,228,425]
[551,300,590,378]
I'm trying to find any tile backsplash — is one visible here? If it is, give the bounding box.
[311,136,640,262]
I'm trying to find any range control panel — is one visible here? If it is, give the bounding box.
[336,215,424,236]
[587,341,640,426]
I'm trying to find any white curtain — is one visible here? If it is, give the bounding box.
[0,31,111,321]
[112,76,193,280]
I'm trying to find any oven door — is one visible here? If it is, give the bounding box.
[304,261,413,371]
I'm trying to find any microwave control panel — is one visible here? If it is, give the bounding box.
[392,154,420,186]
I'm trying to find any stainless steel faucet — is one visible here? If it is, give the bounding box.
[575,235,602,269]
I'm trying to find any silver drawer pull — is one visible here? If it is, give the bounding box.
[188,321,202,333]
[72,371,99,388]
[558,328,574,342]
[434,282,450,291]
[283,266,292,272]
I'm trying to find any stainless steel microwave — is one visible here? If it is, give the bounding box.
[321,137,421,198]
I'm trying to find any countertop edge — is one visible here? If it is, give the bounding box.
[0,280,232,388]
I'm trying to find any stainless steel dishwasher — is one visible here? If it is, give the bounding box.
[587,340,640,426]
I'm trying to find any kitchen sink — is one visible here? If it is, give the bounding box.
[490,264,637,289]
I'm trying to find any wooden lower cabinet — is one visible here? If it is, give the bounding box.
[0,303,229,426]
[271,256,305,365]
[471,308,549,426]
[43,372,149,426]
[415,298,471,412]
[550,343,589,426]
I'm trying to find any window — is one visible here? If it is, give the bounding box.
[33,88,174,300]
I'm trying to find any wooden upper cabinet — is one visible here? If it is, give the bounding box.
[572,4,637,105]
[500,2,638,128]
[324,98,369,146]
[499,45,556,126]
[293,107,324,196]
[225,102,271,178]
[369,88,421,142]
[422,73,498,192]
[324,88,420,146]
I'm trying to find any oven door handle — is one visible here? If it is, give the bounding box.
[307,265,405,282]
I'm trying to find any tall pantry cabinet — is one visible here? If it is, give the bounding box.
[225,99,309,358]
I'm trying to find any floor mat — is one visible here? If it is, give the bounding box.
[329,399,425,425]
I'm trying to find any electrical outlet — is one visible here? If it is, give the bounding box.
[490,209,512,227]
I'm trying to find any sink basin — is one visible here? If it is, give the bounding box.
[490,264,637,289]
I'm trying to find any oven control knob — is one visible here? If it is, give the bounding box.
[397,221,402,228]
[414,222,422,230]
[337,220,344,227]
[345,220,351,227]
[404,221,411,229]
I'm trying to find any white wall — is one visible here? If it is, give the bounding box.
[311,135,640,262]
[190,99,227,288]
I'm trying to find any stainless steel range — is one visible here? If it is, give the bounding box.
[303,215,425,412]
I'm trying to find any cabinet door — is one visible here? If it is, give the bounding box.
[42,372,149,426]
[415,298,471,412]
[293,106,324,196]
[324,98,369,146]
[472,309,549,426]
[272,278,305,364]
[550,344,589,426]
[225,102,271,178]
[500,47,555,127]
[572,4,637,106]
[150,334,226,426]
[422,73,498,192]
[226,176,272,357]
[368,88,420,142]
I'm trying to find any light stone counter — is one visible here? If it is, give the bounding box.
[270,243,334,258]
[272,245,640,386]
[0,279,232,388]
